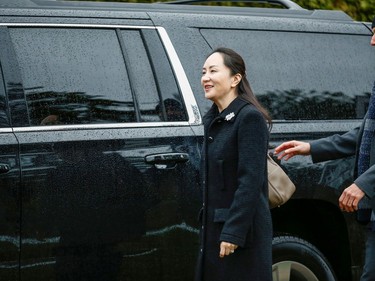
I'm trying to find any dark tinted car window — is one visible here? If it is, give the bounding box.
[121,29,187,122]
[121,29,159,122]
[9,27,135,125]
[201,29,374,120]
[141,29,187,122]
[0,64,9,127]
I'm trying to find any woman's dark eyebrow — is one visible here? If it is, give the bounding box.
[203,65,219,70]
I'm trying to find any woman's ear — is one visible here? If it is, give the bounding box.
[231,73,242,88]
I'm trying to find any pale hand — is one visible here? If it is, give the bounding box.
[219,241,238,258]
[274,140,311,161]
[339,183,365,212]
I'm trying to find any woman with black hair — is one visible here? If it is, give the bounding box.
[195,47,272,281]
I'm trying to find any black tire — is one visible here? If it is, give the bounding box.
[272,236,337,281]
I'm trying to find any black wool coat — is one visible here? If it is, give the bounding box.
[195,97,272,281]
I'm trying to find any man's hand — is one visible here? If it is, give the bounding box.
[339,183,365,212]
[274,140,311,161]
[219,241,238,258]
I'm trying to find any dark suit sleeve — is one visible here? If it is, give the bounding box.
[310,126,375,198]
[355,165,375,199]
[310,127,359,163]
[220,109,268,247]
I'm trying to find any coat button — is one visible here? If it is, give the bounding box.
[208,136,214,143]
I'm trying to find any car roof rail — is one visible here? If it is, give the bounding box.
[163,0,305,10]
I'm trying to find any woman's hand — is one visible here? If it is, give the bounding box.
[219,241,238,258]
[274,140,311,161]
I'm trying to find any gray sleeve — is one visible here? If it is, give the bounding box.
[354,164,375,199]
[310,127,359,163]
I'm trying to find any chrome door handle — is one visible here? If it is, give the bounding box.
[145,153,189,169]
[0,163,10,174]
[145,153,189,164]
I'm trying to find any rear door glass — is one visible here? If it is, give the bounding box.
[201,29,375,120]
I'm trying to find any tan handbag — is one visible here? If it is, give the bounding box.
[267,154,296,208]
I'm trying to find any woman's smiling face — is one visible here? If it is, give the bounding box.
[201,52,236,103]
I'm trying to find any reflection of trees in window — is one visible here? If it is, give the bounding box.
[139,93,188,122]
[26,89,136,126]
[0,95,9,127]
[6,82,25,127]
[258,89,371,120]
[154,94,188,122]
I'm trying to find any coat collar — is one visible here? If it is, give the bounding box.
[218,97,248,123]
[203,97,249,127]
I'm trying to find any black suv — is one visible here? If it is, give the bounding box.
[0,0,374,280]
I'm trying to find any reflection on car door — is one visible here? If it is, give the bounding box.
[0,131,20,281]
[15,125,201,281]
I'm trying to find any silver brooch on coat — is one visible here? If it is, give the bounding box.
[225,112,235,121]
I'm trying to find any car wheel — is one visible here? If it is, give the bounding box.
[272,235,337,281]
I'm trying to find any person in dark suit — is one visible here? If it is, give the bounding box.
[195,47,273,281]
[274,18,375,281]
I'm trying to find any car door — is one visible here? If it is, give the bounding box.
[6,23,202,281]
[0,27,21,281]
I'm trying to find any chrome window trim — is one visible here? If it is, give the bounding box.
[0,128,13,133]
[12,122,193,133]
[156,26,201,125]
[12,119,358,134]
[0,23,156,29]
[2,23,202,127]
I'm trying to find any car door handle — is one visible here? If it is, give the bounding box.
[0,163,10,174]
[145,153,189,169]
